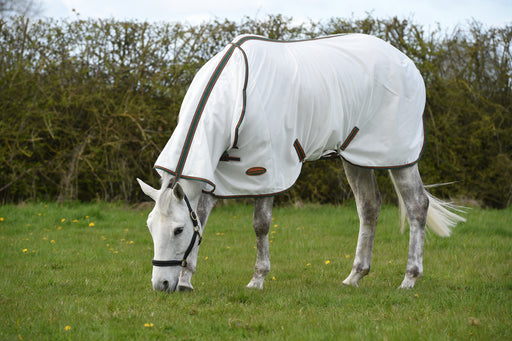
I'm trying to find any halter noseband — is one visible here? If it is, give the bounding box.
[152,194,202,268]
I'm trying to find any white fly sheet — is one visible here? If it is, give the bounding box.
[154,34,426,197]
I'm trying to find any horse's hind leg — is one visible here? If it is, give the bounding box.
[390,164,429,289]
[247,196,274,289]
[342,160,382,287]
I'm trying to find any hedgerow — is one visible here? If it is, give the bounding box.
[1,15,510,207]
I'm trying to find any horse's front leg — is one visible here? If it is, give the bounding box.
[247,196,274,289]
[178,193,217,291]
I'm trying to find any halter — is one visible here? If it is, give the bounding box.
[152,194,202,268]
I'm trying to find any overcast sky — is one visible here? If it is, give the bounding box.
[41,0,510,29]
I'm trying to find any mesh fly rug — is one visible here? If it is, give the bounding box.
[154,34,426,197]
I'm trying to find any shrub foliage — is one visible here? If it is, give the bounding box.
[1,15,510,207]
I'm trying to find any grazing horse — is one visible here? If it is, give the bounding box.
[137,34,465,292]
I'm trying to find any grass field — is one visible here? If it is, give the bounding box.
[1,201,511,340]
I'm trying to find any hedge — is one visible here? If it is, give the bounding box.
[1,15,510,207]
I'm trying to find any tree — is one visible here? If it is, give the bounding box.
[0,0,42,18]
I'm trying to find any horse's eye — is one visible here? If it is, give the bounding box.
[174,227,184,236]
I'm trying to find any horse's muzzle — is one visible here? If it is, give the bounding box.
[153,279,178,292]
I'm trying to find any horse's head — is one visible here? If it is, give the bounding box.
[137,177,202,292]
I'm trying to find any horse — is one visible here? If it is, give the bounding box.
[137,34,465,292]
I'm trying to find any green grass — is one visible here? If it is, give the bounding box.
[1,201,511,340]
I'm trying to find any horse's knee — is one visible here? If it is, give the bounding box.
[253,214,271,235]
[364,191,381,220]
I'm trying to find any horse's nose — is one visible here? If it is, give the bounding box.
[153,279,177,292]
[162,280,169,291]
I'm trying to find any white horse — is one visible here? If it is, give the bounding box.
[137,34,465,292]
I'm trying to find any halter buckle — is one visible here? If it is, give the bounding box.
[190,211,198,224]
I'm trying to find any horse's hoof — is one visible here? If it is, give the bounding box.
[398,277,417,289]
[342,279,359,288]
[178,285,194,292]
[246,279,264,290]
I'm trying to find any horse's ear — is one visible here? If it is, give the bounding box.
[173,182,185,201]
[137,178,158,201]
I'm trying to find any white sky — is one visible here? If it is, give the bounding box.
[41,0,511,29]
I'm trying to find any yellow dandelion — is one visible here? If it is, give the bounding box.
[325,260,331,265]
[0,217,4,221]
[271,231,276,234]
[272,276,276,280]
[38,213,42,216]
[51,240,56,244]
[144,323,154,328]
[414,294,419,298]
[85,216,89,219]
[88,222,95,227]
[64,326,71,331]
[121,238,126,242]
[204,256,209,260]
[129,241,134,244]
[72,219,78,223]
[226,246,231,249]
[57,226,62,230]
[306,263,311,266]
[61,218,66,223]
[113,251,118,254]
[273,224,278,228]
[345,254,350,258]
[22,248,28,253]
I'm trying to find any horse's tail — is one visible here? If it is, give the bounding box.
[389,172,466,237]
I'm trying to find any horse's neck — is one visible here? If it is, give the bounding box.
[179,178,204,211]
